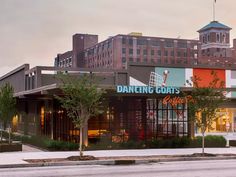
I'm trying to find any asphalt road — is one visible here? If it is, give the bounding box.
[0,159,236,177]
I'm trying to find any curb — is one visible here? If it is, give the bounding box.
[1,156,236,168]
[0,160,115,168]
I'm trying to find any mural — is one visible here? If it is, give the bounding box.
[129,66,236,98]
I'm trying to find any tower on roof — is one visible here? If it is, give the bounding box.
[198,21,232,57]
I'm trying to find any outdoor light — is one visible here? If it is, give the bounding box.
[164,70,169,75]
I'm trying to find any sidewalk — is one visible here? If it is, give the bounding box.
[1,147,236,166]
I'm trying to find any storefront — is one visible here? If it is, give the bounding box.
[20,86,191,144]
[2,63,236,145]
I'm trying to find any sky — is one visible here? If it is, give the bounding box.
[0,0,236,77]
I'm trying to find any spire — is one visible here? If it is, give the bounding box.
[213,0,216,21]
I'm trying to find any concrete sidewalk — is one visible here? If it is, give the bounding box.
[1,147,236,166]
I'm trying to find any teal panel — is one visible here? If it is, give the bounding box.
[231,85,236,98]
[155,67,186,87]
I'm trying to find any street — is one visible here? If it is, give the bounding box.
[0,159,236,177]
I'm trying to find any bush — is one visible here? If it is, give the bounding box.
[86,136,120,150]
[146,137,191,148]
[119,140,145,149]
[190,135,226,147]
[87,135,226,150]
[0,130,79,151]
[45,140,79,151]
[1,130,226,150]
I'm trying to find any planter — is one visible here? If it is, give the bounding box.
[0,143,22,152]
[229,140,236,147]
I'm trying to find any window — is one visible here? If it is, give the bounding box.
[122,38,126,44]
[143,57,147,63]
[223,34,226,43]
[122,48,126,54]
[122,57,126,63]
[143,49,147,55]
[171,51,174,57]
[137,39,148,45]
[136,58,140,62]
[108,41,112,49]
[164,51,168,57]
[207,35,210,42]
[158,50,161,56]
[177,51,181,57]
[129,38,133,45]
[151,50,155,55]
[129,57,133,62]
[129,49,133,55]
[137,49,140,55]
[183,51,187,57]
[150,40,160,46]
[177,42,187,48]
[177,59,182,64]
[165,40,174,47]
[217,34,220,42]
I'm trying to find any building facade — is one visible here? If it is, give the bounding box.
[1,20,236,144]
[55,33,201,70]
[54,21,236,71]
[2,62,236,144]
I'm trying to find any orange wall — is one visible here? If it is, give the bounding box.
[193,68,225,88]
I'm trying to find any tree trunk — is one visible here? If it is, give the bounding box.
[0,130,2,142]
[79,127,83,158]
[8,125,11,144]
[202,132,205,155]
[83,121,88,147]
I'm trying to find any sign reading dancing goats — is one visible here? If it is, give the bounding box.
[116,85,180,95]
[116,85,194,116]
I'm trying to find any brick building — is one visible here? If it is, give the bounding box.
[54,34,98,68]
[54,20,236,70]
[54,33,201,69]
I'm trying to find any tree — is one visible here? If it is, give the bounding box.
[0,83,16,144]
[56,73,105,157]
[186,71,226,154]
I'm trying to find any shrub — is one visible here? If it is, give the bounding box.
[119,140,145,149]
[45,140,79,151]
[190,135,226,147]
[1,130,226,150]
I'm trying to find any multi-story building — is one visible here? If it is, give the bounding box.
[198,21,232,58]
[196,21,236,67]
[54,34,98,68]
[54,33,201,69]
[54,21,236,70]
